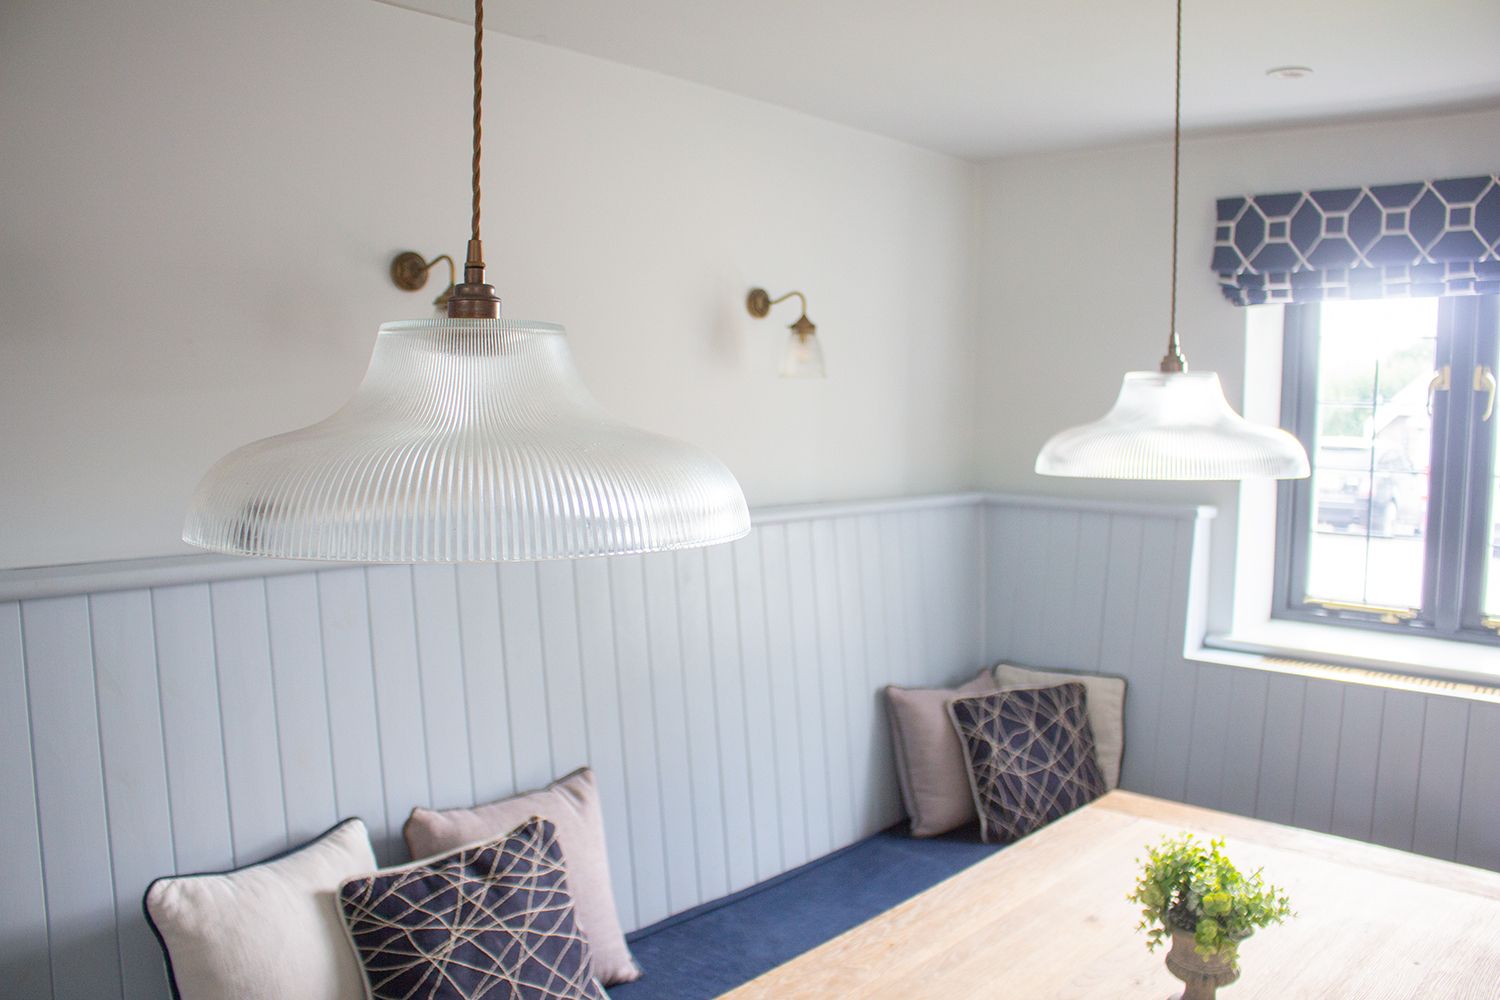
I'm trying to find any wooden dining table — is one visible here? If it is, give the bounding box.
[722,790,1500,999]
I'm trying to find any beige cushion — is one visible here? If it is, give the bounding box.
[885,669,1000,837]
[145,818,376,1000]
[403,767,639,985]
[994,662,1126,789]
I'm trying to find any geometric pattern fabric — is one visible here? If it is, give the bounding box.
[338,817,606,1000]
[1213,174,1500,305]
[948,683,1107,844]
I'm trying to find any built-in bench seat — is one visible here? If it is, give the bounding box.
[608,825,1001,999]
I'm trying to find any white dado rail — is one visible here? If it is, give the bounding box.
[2,493,1497,1000]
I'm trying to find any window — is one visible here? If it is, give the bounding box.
[1275,295,1499,645]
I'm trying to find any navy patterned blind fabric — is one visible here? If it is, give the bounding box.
[1212,174,1500,306]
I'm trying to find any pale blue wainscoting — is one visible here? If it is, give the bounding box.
[3,493,1498,1000]
[0,495,985,1000]
[978,498,1500,872]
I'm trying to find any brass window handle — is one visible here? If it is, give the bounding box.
[1304,598,1417,625]
[1475,365,1496,422]
[1426,365,1451,416]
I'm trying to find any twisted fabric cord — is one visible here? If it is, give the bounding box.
[1168,0,1182,349]
[471,0,484,247]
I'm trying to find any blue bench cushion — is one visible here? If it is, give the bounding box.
[608,825,1000,999]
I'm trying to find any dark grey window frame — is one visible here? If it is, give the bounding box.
[1273,294,1499,647]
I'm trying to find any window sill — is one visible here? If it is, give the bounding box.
[1198,618,1500,694]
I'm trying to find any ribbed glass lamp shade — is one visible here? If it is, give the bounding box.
[1035,371,1310,480]
[779,331,826,379]
[183,319,751,561]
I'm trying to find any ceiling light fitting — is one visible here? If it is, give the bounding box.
[747,287,826,379]
[182,0,750,562]
[1265,65,1314,80]
[1034,0,1310,481]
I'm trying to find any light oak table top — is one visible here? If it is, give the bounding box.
[722,791,1500,999]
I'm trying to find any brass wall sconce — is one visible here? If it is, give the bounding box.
[391,251,457,313]
[746,287,825,378]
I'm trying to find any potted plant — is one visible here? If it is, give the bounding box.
[1128,834,1293,999]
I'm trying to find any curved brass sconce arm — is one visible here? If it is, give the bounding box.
[390,251,458,311]
[746,287,815,337]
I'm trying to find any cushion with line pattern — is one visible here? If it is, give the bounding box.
[948,683,1107,844]
[338,816,606,1000]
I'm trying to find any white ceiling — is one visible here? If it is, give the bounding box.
[383,0,1500,160]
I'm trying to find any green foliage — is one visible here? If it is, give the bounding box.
[1128,833,1292,969]
[1317,340,1432,438]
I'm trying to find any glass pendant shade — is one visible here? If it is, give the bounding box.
[779,330,826,379]
[1035,370,1310,480]
[183,319,751,561]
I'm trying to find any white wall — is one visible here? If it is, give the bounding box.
[0,0,979,569]
[8,0,1495,600]
[974,106,1500,632]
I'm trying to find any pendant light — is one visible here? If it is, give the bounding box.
[1034,0,1309,481]
[183,0,750,561]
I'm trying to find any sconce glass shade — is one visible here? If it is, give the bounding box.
[779,331,826,379]
[183,319,751,561]
[1035,370,1310,480]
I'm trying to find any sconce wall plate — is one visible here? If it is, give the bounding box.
[390,251,434,291]
[746,287,774,318]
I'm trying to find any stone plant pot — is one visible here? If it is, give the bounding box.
[1164,927,1240,1000]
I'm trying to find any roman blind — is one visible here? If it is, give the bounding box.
[1212,174,1500,306]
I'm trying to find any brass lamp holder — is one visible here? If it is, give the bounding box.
[747,287,816,339]
[1160,330,1187,373]
[447,239,502,319]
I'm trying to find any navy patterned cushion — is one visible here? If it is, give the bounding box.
[948,683,1107,844]
[337,817,606,1000]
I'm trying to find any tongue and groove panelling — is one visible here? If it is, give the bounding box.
[6,492,1497,1000]
[0,495,984,1000]
[977,498,1500,875]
